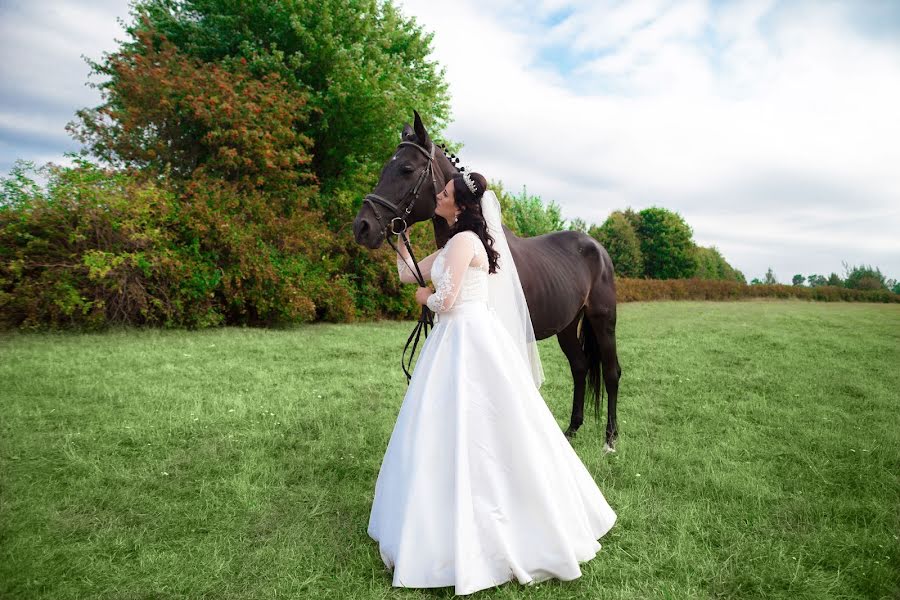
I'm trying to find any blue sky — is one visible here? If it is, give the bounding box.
[2,0,899,282]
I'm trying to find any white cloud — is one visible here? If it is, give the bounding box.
[397,0,900,280]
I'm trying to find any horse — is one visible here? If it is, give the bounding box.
[352,111,622,451]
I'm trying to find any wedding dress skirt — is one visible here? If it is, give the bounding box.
[367,301,617,595]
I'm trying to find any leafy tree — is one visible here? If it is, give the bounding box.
[69,24,316,200]
[622,207,641,232]
[74,0,451,226]
[807,274,827,287]
[488,179,522,234]
[590,211,644,278]
[764,267,778,285]
[792,274,806,286]
[750,277,763,285]
[693,245,744,282]
[489,180,564,237]
[567,217,588,234]
[507,186,564,237]
[827,272,843,287]
[636,207,697,279]
[842,262,889,291]
[892,280,900,295]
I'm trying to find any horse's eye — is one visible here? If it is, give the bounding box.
[400,164,415,174]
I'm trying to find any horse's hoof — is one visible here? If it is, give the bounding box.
[603,442,616,454]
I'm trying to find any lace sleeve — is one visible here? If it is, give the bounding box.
[397,247,441,284]
[426,232,476,313]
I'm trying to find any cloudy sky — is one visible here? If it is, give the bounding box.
[2,0,899,282]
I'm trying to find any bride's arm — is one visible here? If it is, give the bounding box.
[425,234,475,313]
[397,237,441,284]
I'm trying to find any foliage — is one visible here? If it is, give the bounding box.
[121,0,451,226]
[763,267,778,285]
[68,23,316,198]
[842,262,890,291]
[792,274,805,286]
[692,245,745,283]
[635,207,697,279]
[589,211,644,278]
[0,158,364,330]
[615,277,899,303]
[566,216,588,234]
[50,1,451,327]
[489,180,564,237]
[827,272,843,287]
[806,274,828,287]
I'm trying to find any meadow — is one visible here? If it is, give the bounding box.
[1,300,898,599]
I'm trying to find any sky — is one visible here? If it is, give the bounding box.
[2,0,899,283]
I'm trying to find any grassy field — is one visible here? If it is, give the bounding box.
[1,300,898,599]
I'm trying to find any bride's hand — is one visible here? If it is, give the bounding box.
[415,286,431,306]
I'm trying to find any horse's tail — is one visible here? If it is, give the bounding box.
[578,312,603,422]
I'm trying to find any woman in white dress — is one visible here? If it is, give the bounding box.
[367,170,617,595]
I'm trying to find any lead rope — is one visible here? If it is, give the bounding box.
[386,231,434,384]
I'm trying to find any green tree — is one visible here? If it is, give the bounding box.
[636,207,697,279]
[764,267,778,285]
[827,272,843,287]
[842,262,889,291]
[590,211,644,278]
[496,184,564,237]
[750,277,763,285]
[692,245,744,282]
[807,274,827,287]
[792,274,806,286]
[69,25,316,199]
[74,0,451,226]
[567,217,588,234]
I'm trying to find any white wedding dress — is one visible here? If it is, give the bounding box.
[368,230,617,596]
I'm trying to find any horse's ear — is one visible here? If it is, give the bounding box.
[401,122,415,141]
[413,110,429,145]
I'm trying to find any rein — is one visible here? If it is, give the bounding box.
[362,140,445,384]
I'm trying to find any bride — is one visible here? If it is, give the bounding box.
[367,170,617,595]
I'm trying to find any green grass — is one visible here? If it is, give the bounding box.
[1,300,898,599]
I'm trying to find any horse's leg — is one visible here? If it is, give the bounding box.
[556,313,589,440]
[587,310,621,452]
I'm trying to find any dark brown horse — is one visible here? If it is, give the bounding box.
[353,112,621,450]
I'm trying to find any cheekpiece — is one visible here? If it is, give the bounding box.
[462,171,477,195]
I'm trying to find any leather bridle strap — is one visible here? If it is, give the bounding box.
[362,140,446,384]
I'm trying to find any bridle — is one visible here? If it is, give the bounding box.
[362,139,446,384]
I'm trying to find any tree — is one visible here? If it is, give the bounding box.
[807,274,827,287]
[792,274,806,286]
[567,217,588,234]
[73,0,451,226]
[750,277,763,285]
[69,24,316,200]
[636,207,697,279]
[693,245,744,282]
[842,262,889,291]
[764,267,778,285]
[827,272,843,287]
[590,211,644,278]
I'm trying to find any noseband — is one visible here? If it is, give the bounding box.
[362,140,445,384]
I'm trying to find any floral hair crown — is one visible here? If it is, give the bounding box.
[462,171,478,195]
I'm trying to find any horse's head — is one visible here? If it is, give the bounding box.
[353,111,453,249]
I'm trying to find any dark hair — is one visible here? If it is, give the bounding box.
[448,172,501,274]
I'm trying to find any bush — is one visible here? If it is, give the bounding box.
[0,159,382,331]
[615,278,899,304]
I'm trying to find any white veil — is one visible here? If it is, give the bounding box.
[481,189,545,389]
